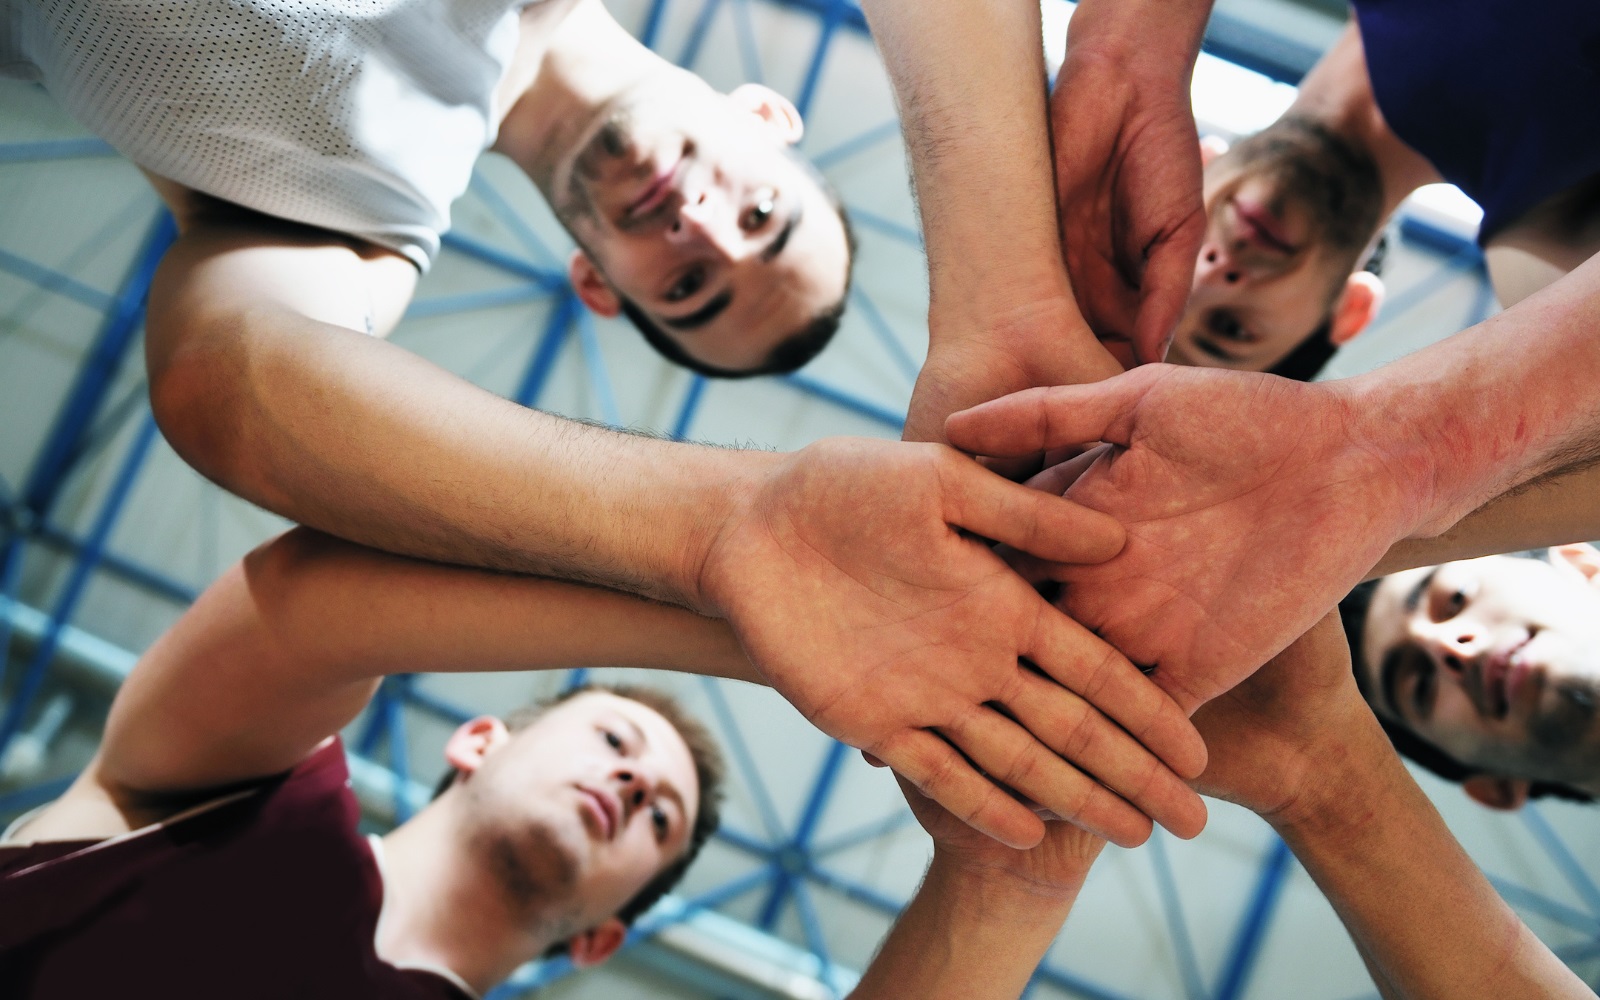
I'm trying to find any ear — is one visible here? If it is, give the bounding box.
[728,83,804,145]
[568,250,621,318]
[1327,270,1385,347]
[443,716,510,779]
[1199,134,1230,168]
[1549,542,1600,589]
[1463,774,1531,811]
[567,917,627,969]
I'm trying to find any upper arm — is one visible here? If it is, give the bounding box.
[141,172,418,369]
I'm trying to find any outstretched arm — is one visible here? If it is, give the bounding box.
[94,528,757,797]
[850,777,1104,999]
[1191,616,1591,999]
[858,0,1122,444]
[140,206,1206,848]
[93,520,1208,853]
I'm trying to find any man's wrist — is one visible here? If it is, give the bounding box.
[1064,0,1212,79]
[1263,716,1407,847]
[680,447,786,616]
[927,842,1099,912]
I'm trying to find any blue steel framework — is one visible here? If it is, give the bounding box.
[0,1,1596,998]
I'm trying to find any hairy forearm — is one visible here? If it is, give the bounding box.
[150,294,770,611]
[99,530,759,793]
[859,0,1077,320]
[245,529,760,684]
[1065,0,1212,74]
[1272,728,1589,999]
[850,850,1091,999]
[1343,252,1600,538]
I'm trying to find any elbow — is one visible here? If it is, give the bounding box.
[147,315,254,491]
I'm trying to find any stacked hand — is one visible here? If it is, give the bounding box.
[1051,45,1206,364]
[948,364,1420,712]
[898,773,1105,901]
[701,437,1208,849]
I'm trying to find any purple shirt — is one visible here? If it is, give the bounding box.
[0,740,473,1000]
[1351,0,1600,242]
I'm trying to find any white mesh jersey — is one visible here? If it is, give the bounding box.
[1,0,532,269]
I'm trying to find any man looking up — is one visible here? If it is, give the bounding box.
[5,0,1207,846]
[0,529,1190,998]
[1340,547,1600,811]
[10,0,851,374]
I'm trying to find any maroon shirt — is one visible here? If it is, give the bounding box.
[0,740,473,999]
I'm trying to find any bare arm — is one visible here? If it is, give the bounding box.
[944,250,1600,711]
[849,851,1091,1000]
[144,214,752,602]
[857,0,1122,443]
[96,528,757,797]
[1371,462,1600,577]
[1191,616,1591,1000]
[137,204,1209,848]
[851,776,1103,999]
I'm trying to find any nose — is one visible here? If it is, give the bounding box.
[667,188,742,258]
[1193,244,1247,289]
[611,765,655,824]
[1412,618,1484,678]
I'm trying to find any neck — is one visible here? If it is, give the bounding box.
[1287,23,1442,224]
[376,804,558,993]
[493,0,661,198]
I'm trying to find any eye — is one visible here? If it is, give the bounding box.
[651,805,670,841]
[665,265,707,303]
[1428,580,1470,621]
[602,729,623,752]
[741,191,776,232]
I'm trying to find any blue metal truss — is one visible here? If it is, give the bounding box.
[0,2,1594,999]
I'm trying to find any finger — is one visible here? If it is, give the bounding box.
[1132,227,1204,365]
[1022,445,1108,497]
[942,456,1124,564]
[944,374,1150,458]
[940,705,1154,849]
[860,750,888,768]
[1025,600,1209,781]
[875,729,1045,849]
[1003,667,1208,839]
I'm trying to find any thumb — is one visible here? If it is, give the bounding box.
[944,374,1151,458]
[1132,227,1203,365]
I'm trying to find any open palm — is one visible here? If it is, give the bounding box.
[948,366,1418,712]
[701,437,1208,848]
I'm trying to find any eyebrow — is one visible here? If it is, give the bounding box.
[659,202,804,332]
[662,288,733,331]
[1404,567,1438,613]
[760,201,803,264]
